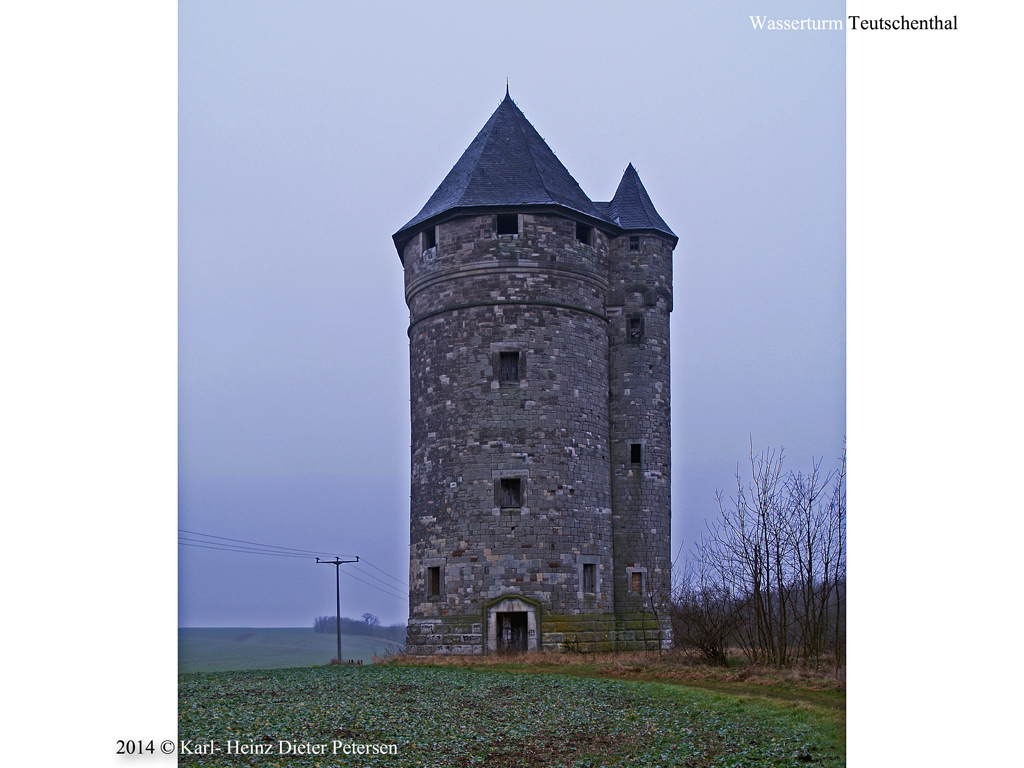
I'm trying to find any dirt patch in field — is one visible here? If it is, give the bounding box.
[452,730,639,768]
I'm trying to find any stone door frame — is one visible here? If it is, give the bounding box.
[484,595,541,653]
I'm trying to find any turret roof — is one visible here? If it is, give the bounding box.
[393,94,676,254]
[606,163,676,240]
[394,94,603,243]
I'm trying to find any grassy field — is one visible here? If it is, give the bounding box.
[179,664,844,767]
[389,650,846,714]
[178,628,402,673]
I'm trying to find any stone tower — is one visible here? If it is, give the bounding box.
[392,93,677,654]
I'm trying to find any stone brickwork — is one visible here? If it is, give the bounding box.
[394,99,677,655]
[405,214,615,654]
[608,233,674,637]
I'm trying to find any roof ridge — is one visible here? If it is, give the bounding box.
[509,100,556,208]
[634,165,664,230]
[505,99,604,220]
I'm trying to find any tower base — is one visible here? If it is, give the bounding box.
[405,610,671,655]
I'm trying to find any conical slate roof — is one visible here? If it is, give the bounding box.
[394,94,605,249]
[393,95,676,254]
[606,164,676,239]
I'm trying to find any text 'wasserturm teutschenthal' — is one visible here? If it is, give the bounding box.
[749,15,959,31]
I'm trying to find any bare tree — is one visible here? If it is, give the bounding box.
[789,459,833,664]
[713,443,792,665]
[673,441,846,668]
[828,446,846,665]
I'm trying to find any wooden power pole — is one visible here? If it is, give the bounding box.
[316,556,359,662]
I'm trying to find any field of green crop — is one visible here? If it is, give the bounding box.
[179,665,844,767]
[179,628,401,673]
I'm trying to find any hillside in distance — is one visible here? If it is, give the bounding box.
[179,628,402,672]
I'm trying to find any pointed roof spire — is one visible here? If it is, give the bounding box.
[606,164,677,243]
[393,94,604,253]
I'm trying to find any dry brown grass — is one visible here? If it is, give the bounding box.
[375,648,845,699]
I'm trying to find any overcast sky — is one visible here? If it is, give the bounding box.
[178,0,845,627]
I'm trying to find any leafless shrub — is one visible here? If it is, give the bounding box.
[670,564,743,665]
[673,441,846,668]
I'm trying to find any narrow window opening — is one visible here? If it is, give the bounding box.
[629,235,640,252]
[583,563,596,593]
[499,351,519,383]
[628,316,644,342]
[422,226,436,250]
[630,443,642,465]
[427,566,441,598]
[631,571,643,593]
[575,222,592,244]
[500,478,522,508]
[496,213,518,235]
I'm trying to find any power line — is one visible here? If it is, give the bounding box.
[178,535,311,555]
[348,562,408,594]
[178,529,350,558]
[341,567,407,602]
[178,528,408,602]
[178,541,312,559]
[357,557,407,588]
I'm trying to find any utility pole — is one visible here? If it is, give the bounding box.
[316,557,359,663]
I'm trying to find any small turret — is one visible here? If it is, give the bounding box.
[604,164,675,623]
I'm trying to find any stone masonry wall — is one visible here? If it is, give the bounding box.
[607,233,674,647]
[402,213,675,655]
[404,213,615,654]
